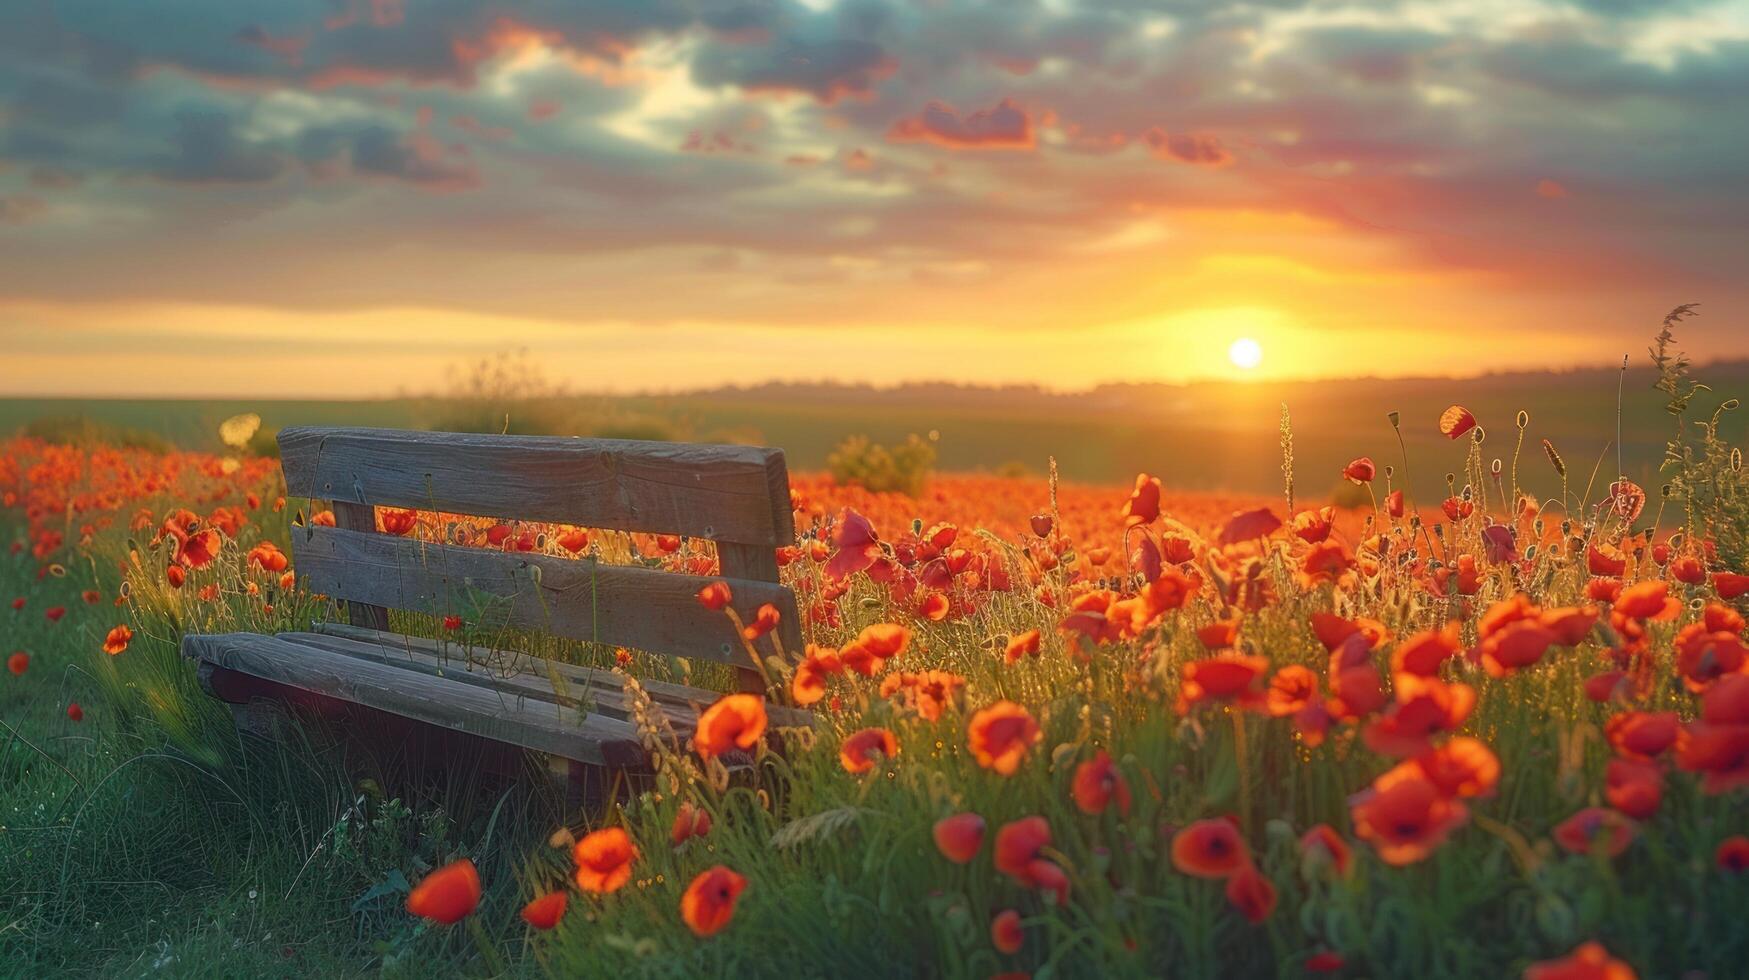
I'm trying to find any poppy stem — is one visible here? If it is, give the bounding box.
[1231,709,1251,832]
[465,914,508,975]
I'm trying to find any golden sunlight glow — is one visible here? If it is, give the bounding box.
[1228,337,1263,371]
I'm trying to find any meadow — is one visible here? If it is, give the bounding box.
[4,322,1749,978]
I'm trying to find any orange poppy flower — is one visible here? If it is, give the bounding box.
[1004,629,1041,663]
[1553,805,1638,860]
[696,581,733,611]
[1413,737,1501,799]
[1224,864,1277,923]
[933,812,986,863]
[1390,624,1460,677]
[991,909,1023,954]
[839,623,911,676]
[967,701,1041,775]
[557,529,589,553]
[1196,619,1238,650]
[1071,750,1131,816]
[380,508,418,536]
[694,693,768,760]
[165,565,186,589]
[81,589,100,604]
[791,644,843,706]
[839,727,899,774]
[102,624,133,656]
[1523,941,1637,980]
[1299,824,1353,878]
[1178,654,1268,712]
[1171,819,1249,878]
[1122,473,1161,527]
[993,816,1052,880]
[671,801,712,846]
[521,890,568,930]
[1350,769,1468,866]
[1363,676,1475,758]
[1264,665,1317,717]
[1292,506,1335,544]
[572,827,637,894]
[680,865,747,937]
[406,858,481,924]
[742,603,781,640]
[1604,711,1679,760]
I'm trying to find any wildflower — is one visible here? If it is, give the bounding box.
[406,859,481,924]
[81,590,100,604]
[1603,759,1662,819]
[1071,750,1132,816]
[839,623,910,676]
[1171,819,1249,879]
[521,891,568,930]
[103,624,133,656]
[557,529,589,553]
[1217,507,1282,545]
[839,727,899,774]
[934,813,985,863]
[697,581,733,610]
[1225,864,1278,923]
[380,508,418,535]
[1350,768,1468,866]
[1342,457,1376,483]
[1414,738,1502,799]
[826,509,882,580]
[1552,807,1636,858]
[791,644,843,705]
[1523,942,1637,980]
[572,827,636,894]
[45,606,66,622]
[443,615,463,631]
[1716,836,1749,872]
[1265,666,1318,717]
[1178,654,1268,713]
[67,702,84,722]
[1439,405,1476,439]
[1299,824,1353,878]
[166,565,186,589]
[680,865,747,937]
[1715,572,1749,599]
[991,909,1023,954]
[7,652,28,676]
[1604,711,1679,760]
[695,694,768,760]
[1363,676,1475,757]
[1122,473,1162,526]
[742,603,781,641]
[1391,624,1460,677]
[672,801,712,846]
[967,701,1041,775]
[1004,629,1041,663]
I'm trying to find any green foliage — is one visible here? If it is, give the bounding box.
[827,432,937,496]
[18,414,174,453]
[1652,304,1749,566]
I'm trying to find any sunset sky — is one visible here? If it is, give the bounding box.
[1,0,1745,397]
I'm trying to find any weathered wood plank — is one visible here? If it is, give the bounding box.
[306,622,814,728]
[181,633,647,768]
[330,501,391,632]
[289,525,798,670]
[278,427,795,547]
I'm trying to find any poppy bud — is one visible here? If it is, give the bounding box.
[1516,410,1529,429]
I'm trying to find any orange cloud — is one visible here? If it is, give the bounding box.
[889,99,1035,150]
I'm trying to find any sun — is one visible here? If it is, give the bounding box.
[1228,337,1263,371]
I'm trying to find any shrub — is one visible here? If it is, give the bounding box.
[827,433,936,496]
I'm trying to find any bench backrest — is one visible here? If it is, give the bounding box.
[278,426,800,690]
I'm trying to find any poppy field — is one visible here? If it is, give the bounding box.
[5,337,1749,979]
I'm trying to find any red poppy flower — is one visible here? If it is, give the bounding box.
[7,651,28,676]
[1603,758,1662,820]
[1265,665,1318,717]
[1553,807,1636,858]
[1292,506,1335,544]
[1716,835,1749,872]
[557,529,589,553]
[1413,738,1501,799]
[696,581,733,611]
[521,890,568,930]
[1604,711,1679,760]
[1122,473,1162,527]
[826,509,882,580]
[380,508,417,536]
[1342,457,1376,484]
[933,813,985,864]
[681,865,747,937]
[1178,654,1268,712]
[103,624,133,656]
[967,701,1041,775]
[1071,750,1131,816]
[1171,819,1249,878]
[1225,864,1277,923]
[1299,824,1353,878]
[1217,507,1282,545]
[572,827,637,894]
[1584,671,1629,703]
[1385,489,1405,518]
[741,603,781,641]
[991,909,1023,954]
[672,801,712,846]
[81,590,100,604]
[1523,941,1637,980]
[695,694,768,760]
[839,727,899,774]
[1587,545,1628,577]
[1307,951,1347,973]
[839,623,911,676]
[1350,769,1468,866]
[406,858,481,924]
[1391,624,1461,677]
[166,565,186,589]
[994,816,1052,880]
[1363,676,1476,757]
[1716,572,1749,600]
[45,606,66,623]
[67,701,84,722]
[1439,405,1476,440]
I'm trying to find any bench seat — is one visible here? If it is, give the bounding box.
[182,628,808,770]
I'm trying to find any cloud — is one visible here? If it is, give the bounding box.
[151,109,287,184]
[691,37,896,103]
[888,98,1034,150]
[1142,128,1232,167]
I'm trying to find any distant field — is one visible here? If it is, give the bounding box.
[5,359,1746,506]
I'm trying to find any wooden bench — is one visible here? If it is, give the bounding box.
[181,426,805,779]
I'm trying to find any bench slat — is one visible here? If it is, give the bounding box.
[182,632,648,768]
[279,426,795,547]
[306,622,813,728]
[291,525,802,668]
